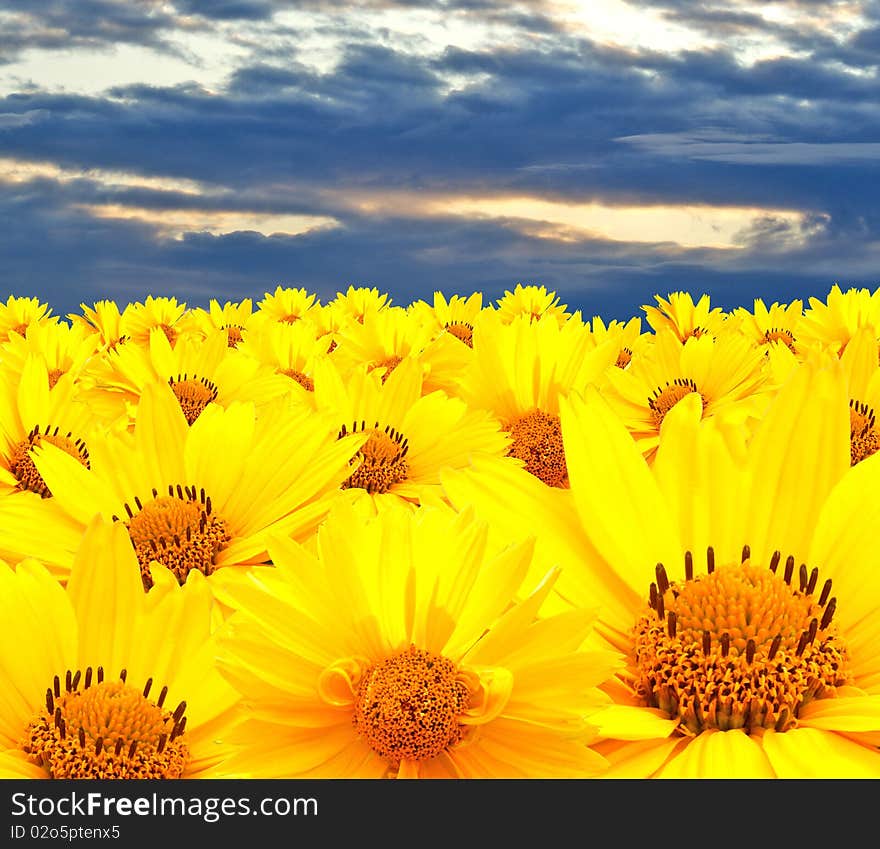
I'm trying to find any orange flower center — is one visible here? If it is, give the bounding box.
[279,368,315,391]
[615,347,633,369]
[168,374,219,425]
[648,378,705,429]
[121,486,231,590]
[370,355,403,383]
[47,368,65,389]
[850,399,879,465]
[445,322,474,347]
[9,426,90,498]
[23,668,189,779]
[634,548,849,736]
[505,409,568,488]
[159,323,178,346]
[222,324,244,348]
[353,646,470,765]
[762,327,797,352]
[339,422,409,494]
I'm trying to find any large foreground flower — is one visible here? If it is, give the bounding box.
[213,501,620,778]
[444,359,880,777]
[0,518,242,779]
[0,381,366,592]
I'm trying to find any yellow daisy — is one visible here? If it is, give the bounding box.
[409,290,485,349]
[457,309,619,487]
[69,299,128,353]
[587,314,648,372]
[0,295,57,344]
[326,284,391,325]
[839,327,880,466]
[253,285,321,326]
[495,283,569,326]
[730,298,804,357]
[797,283,880,358]
[120,295,191,349]
[0,319,99,390]
[313,355,509,508]
[0,517,242,779]
[79,326,293,428]
[0,381,367,593]
[237,318,331,404]
[642,291,728,343]
[182,298,256,348]
[601,326,770,459]
[0,354,97,499]
[212,500,620,778]
[445,359,880,777]
[328,304,433,383]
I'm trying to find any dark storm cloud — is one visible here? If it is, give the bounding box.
[1,0,879,314]
[0,1,178,60]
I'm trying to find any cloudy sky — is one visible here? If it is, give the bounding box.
[1,1,878,321]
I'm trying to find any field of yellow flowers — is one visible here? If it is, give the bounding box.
[0,282,878,779]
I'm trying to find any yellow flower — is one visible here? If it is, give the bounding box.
[587,315,648,373]
[0,381,367,594]
[601,326,770,460]
[0,319,99,390]
[0,354,97,499]
[213,500,620,778]
[642,291,727,343]
[253,285,320,326]
[839,328,880,466]
[121,295,190,349]
[797,283,880,357]
[0,517,242,779]
[182,298,256,348]
[495,283,569,326]
[313,355,509,508]
[325,284,391,325]
[730,298,804,357]
[236,318,330,404]
[457,309,618,487]
[69,299,127,353]
[445,360,880,777]
[0,295,57,344]
[79,326,293,428]
[409,290,484,349]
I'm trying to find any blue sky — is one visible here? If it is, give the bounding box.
[1,0,878,321]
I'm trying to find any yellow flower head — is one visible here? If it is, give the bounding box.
[730,298,804,357]
[213,500,621,778]
[0,517,242,779]
[458,309,620,487]
[798,283,880,358]
[121,295,190,349]
[254,285,320,326]
[643,291,727,343]
[69,300,127,353]
[601,326,770,459]
[0,295,57,344]
[495,283,568,326]
[313,355,509,508]
[183,298,256,349]
[0,354,97,499]
[445,359,880,777]
[0,381,367,594]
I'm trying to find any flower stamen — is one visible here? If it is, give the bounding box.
[634,547,849,736]
[504,409,568,488]
[117,484,231,590]
[338,421,409,494]
[23,667,189,779]
[9,425,90,498]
